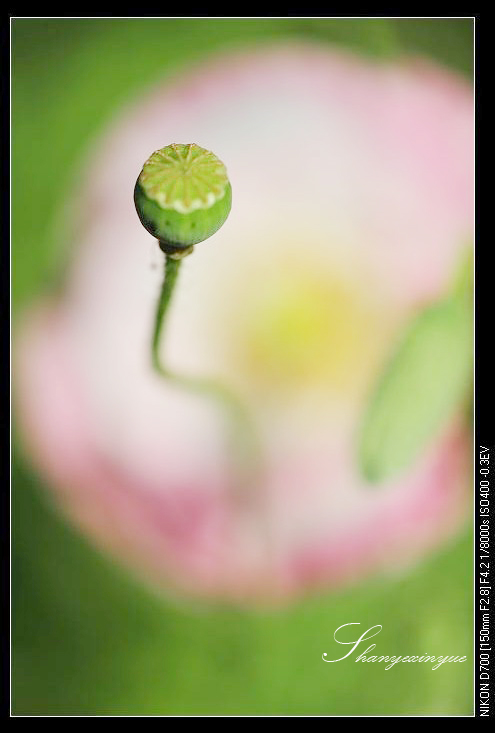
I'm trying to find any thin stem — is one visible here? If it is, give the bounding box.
[152,252,262,488]
[151,254,182,374]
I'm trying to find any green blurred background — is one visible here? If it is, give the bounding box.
[12,18,474,715]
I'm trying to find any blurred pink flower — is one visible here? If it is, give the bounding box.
[15,43,473,604]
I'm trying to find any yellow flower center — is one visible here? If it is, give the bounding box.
[223,253,392,401]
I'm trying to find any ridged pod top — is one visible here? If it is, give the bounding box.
[138,143,229,214]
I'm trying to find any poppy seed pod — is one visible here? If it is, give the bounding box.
[134,143,232,253]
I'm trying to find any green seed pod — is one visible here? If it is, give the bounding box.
[134,143,232,254]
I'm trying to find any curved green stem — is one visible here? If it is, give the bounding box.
[152,252,262,486]
[151,254,182,374]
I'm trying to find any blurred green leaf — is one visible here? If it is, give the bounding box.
[359,254,473,483]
